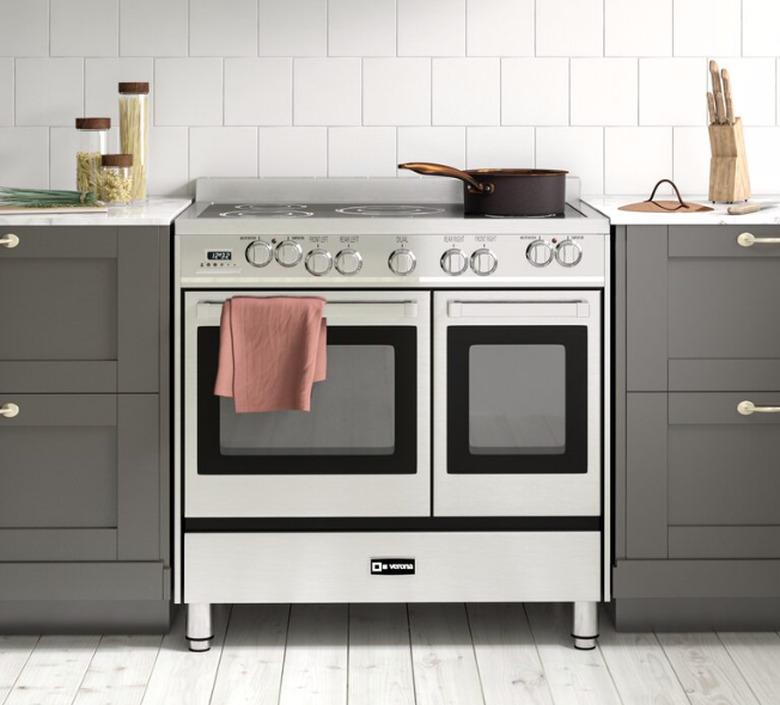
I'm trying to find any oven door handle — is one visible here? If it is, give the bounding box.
[447,300,590,319]
[196,300,419,325]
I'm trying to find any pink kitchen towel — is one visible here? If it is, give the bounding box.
[214,296,327,413]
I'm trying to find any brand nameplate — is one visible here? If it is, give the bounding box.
[370,558,415,575]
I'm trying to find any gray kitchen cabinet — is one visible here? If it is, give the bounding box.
[0,225,170,632]
[615,224,780,630]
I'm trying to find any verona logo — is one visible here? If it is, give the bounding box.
[370,558,416,575]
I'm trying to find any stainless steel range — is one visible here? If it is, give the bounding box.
[174,178,611,652]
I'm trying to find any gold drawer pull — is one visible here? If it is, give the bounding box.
[737,232,780,248]
[0,403,20,418]
[737,400,780,416]
[0,233,19,249]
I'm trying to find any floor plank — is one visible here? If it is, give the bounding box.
[718,632,780,705]
[72,635,162,705]
[4,635,100,705]
[408,603,485,705]
[140,605,230,705]
[210,604,290,705]
[278,604,348,705]
[0,636,38,705]
[466,603,553,705]
[348,603,415,705]
[525,603,622,705]
[658,632,761,705]
[598,613,689,705]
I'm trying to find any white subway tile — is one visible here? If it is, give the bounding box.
[155,58,223,127]
[672,127,709,194]
[329,0,395,57]
[0,127,48,188]
[190,127,258,179]
[712,58,776,127]
[260,0,327,56]
[149,127,190,196]
[363,59,431,126]
[259,127,327,176]
[605,0,672,56]
[537,0,602,57]
[432,58,500,126]
[397,126,466,176]
[604,127,672,194]
[50,127,78,190]
[51,0,118,57]
[536,127,604,194]
[640,58,706,126]
[466,127,533,168]
[398,0,465,57]
[466,0,533,57]
[744,127,780,193]
[0,0,48,56]
[294,59,361,126]
[743,0,780,57]
[674,0,740,57]
[571,59,637,126]
[15,59,83,127]
[0,59,12,127]
[225,59,292,126]
[85,58,153,125]
[502,58,568,126]
[328,127,396,177]
[190,0,257,56]
[120,0,187,56]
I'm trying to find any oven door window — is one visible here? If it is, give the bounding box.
[197,326,417,474]
[448,325,587,474]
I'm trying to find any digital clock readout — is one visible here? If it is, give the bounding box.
[207,250,232,261]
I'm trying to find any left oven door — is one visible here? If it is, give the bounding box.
[183,290,430,518]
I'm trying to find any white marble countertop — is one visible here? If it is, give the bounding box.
[0,197,192,227]
[582,195,780,226]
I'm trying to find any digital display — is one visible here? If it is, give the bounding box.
[207,250,232,261]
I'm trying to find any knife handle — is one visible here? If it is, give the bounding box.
[707,92,716,124]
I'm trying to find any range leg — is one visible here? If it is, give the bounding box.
[572,601,598,650]
[186,603,213,652]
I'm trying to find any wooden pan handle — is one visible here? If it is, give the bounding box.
[397,162,492,193]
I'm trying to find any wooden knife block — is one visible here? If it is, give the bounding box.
[708,117,751,203]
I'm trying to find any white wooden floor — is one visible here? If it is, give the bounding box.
[2,603,780,705]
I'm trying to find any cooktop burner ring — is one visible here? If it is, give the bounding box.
[218,208,314,218]
[233,203,309,210]
[335,205,446,217]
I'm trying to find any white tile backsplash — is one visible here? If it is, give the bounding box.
[3,0,780,195]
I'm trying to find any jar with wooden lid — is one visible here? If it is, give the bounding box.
[99,154,134,205]
[118,82,149,202]
[75,117,110,197]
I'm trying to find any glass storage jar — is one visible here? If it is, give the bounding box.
[118,81,149,202]
[75,117,110,198]
[98,154,134,205]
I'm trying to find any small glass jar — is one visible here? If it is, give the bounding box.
[118,82,149,202]
[75,117,110,197]
[99,154,134,205]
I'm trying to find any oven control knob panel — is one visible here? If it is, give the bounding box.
[335,248,362,276]
[305,247,333,276]
[470,247,498,276]
[245,239,273,268]
[555,238,583,267]
[440,248,468,276]
[388,248,416,276]
[526,239,553,267]
[275,240,303,267]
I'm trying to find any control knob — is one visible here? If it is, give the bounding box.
[245,239,273,267]
[305,247,333,276]
[555,238,583,267]
[335,248,363,276]
[388,248,416,276]
[440,248,468,276]
[470,247,498,276]
[275,240,303,267]
[526,239,553,267]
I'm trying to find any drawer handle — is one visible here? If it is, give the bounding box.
[0,403,19,418]
[737,232,780,248]
[737,400,780,416]
[0,233,19,249]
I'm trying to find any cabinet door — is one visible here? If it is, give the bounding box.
[0,394,161,562]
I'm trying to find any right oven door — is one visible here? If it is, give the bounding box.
[434,290,602,517]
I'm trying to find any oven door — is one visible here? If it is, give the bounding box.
[184,290,430,518]
[433,290,601,517]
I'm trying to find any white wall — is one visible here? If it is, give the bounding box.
[1,0,779,196]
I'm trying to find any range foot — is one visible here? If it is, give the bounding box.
[186,603,213,653]
[572,601,598,650]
